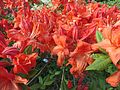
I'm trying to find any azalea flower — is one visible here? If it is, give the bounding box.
[0,67,28,90]
[52,35,69,66]
[67,80,73,89]
[13,53,38,74]
[106,71,120,87]
[67,40,93,77]
[0,31,7,57]
[92,27,120,87]
[93,28,120,69]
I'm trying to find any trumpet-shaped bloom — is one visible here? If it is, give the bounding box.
[13,53,38,74]
[106,71,120,87]
[94,28,120,69]
[0,67,28,90]
[52,35,69,66]
[67,40,92,77]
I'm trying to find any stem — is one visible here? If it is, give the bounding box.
[59,67,65,90]
[73,76,76,86]
[27,63,48,85]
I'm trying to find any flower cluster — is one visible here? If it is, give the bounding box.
[0,0,120,89]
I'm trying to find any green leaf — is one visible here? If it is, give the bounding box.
[24,45,32,54]
[44,80,54,85]
[99,47,108,54]
[40,85,46,90]
[43,75,50,82]
[70,86,77,90]
[38,85,46,90]
[96,30,104,42]
[50,74,55,79]
[20,84,29,90]
[59,68,68,90]
[90,80,97,90]
[38,76,43,84]
[43,74,54,85]
[28,69,38,78]
[55,71,61,75]
[30,83,40,90]
[92,54,108,60]
[17,73,28,78]
[86,57,112,71]
[105,64,117,74]
[60,79,68,90]
[98,78,106,90]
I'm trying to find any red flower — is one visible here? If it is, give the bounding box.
[13,53,38,74]
[0,31,7,58]
[93,28,120,69]
[67,80,73,89]
[0,67,28,90]
[67,40,93,77]
[106,71,120,87]
[77,76,88,90]
[52,35,69,66]
[2,47,19,56]
[0,61,11,67]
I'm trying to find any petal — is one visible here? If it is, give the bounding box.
[106,71,120,87]
[14,76,28,84]
[2,47,19,56]
[109,48,120,66]
[0,61,11,67]
[0,67,21,90]
[57,52,65,66]
[70,40,91,57]
[52,45,64,54]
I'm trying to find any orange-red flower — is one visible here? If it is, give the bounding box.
[93,28,120,69]
[13,53,38,74]
[67,80,73,89]
[0,61,11,67]
[52,35,69,66]
[0,67,28,90]
[67,40,93,77]
[0,31,7,58]
[2,47,19,56]
[106,71,120,87]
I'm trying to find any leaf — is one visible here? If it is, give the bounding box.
[86,57,112,71]
[92,54,109,60]
[96,30,104,42]
[43,75,50,82]
[24,45,32,54]
[55,71,61,75]
[59,67,68,90]
[89,79,97,90]
[28,69,38,78]
[99,47,108,54]
[50,75,55,79]
[40,85,46,90]
[17,73,28,78]
[105,64,117,74]
[60,79,68,90]
[44,80,54,85]
[30,83,40,90]
[43,74,54,85]
[70,86,77,90]
[21,84,28,90]
[38,76,43,84]
[98,77,106,90]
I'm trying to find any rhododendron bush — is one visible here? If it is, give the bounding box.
[0,0,120,90]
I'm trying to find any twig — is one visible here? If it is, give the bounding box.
[27,63,48,85]
[59,67,65,90]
